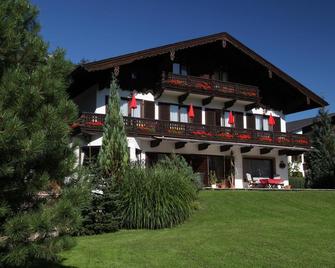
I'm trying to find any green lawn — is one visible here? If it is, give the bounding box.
[61,191,335,267]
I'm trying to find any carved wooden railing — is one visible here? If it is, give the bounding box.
[161,73,259,101]
[74,113,310,148]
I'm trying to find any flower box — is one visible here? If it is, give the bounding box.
[137,125,155,133]
[276,137,291,143]
[167,79,185,86]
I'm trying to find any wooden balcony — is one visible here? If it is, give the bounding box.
[161,73,260,102]
[74,113,310,149]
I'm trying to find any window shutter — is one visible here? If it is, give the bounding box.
[235,112,244,129]
[215,110,221,126]
[193,107,202,124]
[273,117,281,132]
[246,114,255,129]
[159,103,170,121]
[205,109,215,126]
[144,101,155,119]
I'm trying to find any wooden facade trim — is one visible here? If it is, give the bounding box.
[77,32,327,108]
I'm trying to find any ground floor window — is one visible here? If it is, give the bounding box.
[243,158,274,179]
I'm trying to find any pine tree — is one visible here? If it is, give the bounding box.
[0,1,87,266]
[79,77,129,235]
[305,109,335,188]
[98,76,129,180]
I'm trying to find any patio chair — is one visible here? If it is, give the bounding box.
[246,173,255,188]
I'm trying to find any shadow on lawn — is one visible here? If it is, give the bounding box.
[32,259,77,268]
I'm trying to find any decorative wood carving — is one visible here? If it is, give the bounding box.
[178,92,189,104]
[202,96,214,106]
[198,143,209,151]
[240,146,253,154]
[150,139,162,148]
[170,50,175,61]
[223,100,236,109]
[222,39,227,48]
[245,102,260,111]
[114,66,120,77]
[175,142,187,149]
[220,145,233,152]
[260,148,272,155]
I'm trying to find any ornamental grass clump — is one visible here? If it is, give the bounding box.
[117,156,198,229]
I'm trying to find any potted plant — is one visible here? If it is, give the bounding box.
[209,170,218,189]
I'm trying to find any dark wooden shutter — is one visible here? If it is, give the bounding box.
[235,112,244,129]
[159,103,170,121]
[246,114,255,129]
[144,101,155,119]
[273,117,281,132]
[215,110,221,126]
[205,109,215,126]
[193,106,202,124]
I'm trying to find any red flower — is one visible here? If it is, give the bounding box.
[296,139,309,145]
[195,82,212,90]
[191,130,212,136]
[168,79,184,86]
[237,134,251,140]
[276,137,290,143]
[217,132,234,139]
[86,121,104,126]
[259,136,273,142]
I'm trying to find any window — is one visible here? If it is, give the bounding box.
[223,111,232,127]
[132,102,141,118]
[180,107,188,123]
[263,117,269,131]
[172,63,188,75]
[120,99,129,116]
[170,105,179,122]
[255,115,263,130]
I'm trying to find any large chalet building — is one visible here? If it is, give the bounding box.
[69,32,327,188]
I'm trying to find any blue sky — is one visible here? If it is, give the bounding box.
[31,0,334,121]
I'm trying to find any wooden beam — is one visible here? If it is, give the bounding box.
[178,92,189,104]
[175,142,187,149]
[260,148,272,155]
[279,150,302,156]
[223,100,236,109]
[220,145,233,152]
[150,139,162,148]
[154,89,164,100]
[245,102,259,111]
[198,143,209,151]
[240,146,253,154]
[202,96,214,106]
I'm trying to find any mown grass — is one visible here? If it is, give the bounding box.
[60,191,335,267]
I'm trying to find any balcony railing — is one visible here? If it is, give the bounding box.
[161,73,259,101]
[74,113,310,148]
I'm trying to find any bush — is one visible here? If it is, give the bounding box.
[116,156,198,229]
[289,177,305,189]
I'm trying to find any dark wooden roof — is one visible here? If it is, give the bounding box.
[287,113,335,133]
[76,32,328,110]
